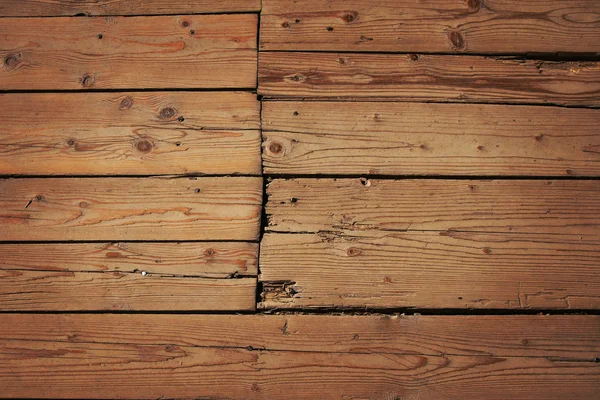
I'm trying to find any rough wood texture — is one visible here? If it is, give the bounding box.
[0,0,260,16]
[0,177,262,241]
[0,15,257,90]
[260,232,600,309]
[0,242,258,277]
[0,92,260,175]
[0,314,598,399]
[260,0,600,54]
[263,101,600,176]
[266,178,600,235]
[259,52,600,105]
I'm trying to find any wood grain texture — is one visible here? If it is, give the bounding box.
[259,52,600,105]
[261,0,600,54]
[0,92,260,175]
[0,242,257,277]
[0,0,260,16]
[266,178,600,235]
[0,15,257,90]
[0,177,262,241]
[263,101,600,176]
[0,314,598,399]
[260,232,600,309]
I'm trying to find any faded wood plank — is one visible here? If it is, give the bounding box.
[0,15,257,90]
[1,314,598,359]
[266,178,600,235]
[0,270,256,311]
[261,0,600,54]
[0,177,262,241]
[0,242,257,277]
[263,101,600,177]
[259,52,600,105]
[0,92,260,175]
[0,0,260,16]
[0,314,598,399]
[260,232,600,309]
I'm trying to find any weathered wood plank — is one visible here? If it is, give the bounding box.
[266,178,600,235]
[0,15,257,90]
[0,314,598,399]
[260,232,600,309]
[2,314,598,359]
[261,0,600,54]
[0,92,260,175]
[0,242,257,277]
[259,52,600,105]
[0,270,256,311]
[0,0,261,16]
[0,177,262,241]
[263,101,600,176]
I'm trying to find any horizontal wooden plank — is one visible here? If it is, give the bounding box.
[259,52,600,105]
[0,242,257,277]
[0,314,598,399]
[266,178,600,235]
[0,270,256,311]
[260,232,600,309]
[0,0,260,16]
[260,0,600,54]
[0,177,262,241]
[0,14,257,90]
[0,92,260,175]
[263,101,600,176]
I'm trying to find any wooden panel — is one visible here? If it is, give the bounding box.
[0,92,260,175]
[260,232,600,309]
[0,0,260,16]
[0,242,257,277]
[263,101,600,177]
[259,52,600,105]
[261,0,600,54]
[0,177,262,241]
[266,178,600,235]
[0,15,257,90]
[0,314,598,399]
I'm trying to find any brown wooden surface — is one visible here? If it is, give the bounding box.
[260,0,600,54]
[259,52,600,105]
[0,314,598,399]
[266,178,600,235]
[0,92,260,175]
[263,101,600,176]
[0,177,262,241]
[260,232,600,309]
[0,14,257,90]
[0,0,260,16]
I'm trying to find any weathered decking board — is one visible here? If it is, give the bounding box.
[0,314,598,399]
[263,101,600,176]
[0,0,261,16]
[259,52,600,105]
[260,232,600,309]
[0,92,260,175]
[0,177,262,241]
[260,0,600,54]
[0,14,257,90]
[266,179,600,235]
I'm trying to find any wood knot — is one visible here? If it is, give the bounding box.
[79,201,89,208]
[181,20,190,28]
[467,0,481,11]
[67,139,76,147]
[4,53,20,70]
[347,247,361,257]
[338,57,348,65]
[383,276,392,283]
[35,195,45,202]
[341,11,358,23]
[482,247,492,254]
[119,96,133,110]
[535,134,544,141]
[408,54,419,62]
[135,139,153,153]
[204,248,216,257]
[448,31,465,49]
[521,339,529,346]
[159,107,177,120]
[286,74,305,82]
[269,142,283,154]
[81,74,95,87]
[326,26,334,32]
[281,21,290,28]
